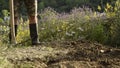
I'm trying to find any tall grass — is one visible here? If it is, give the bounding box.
[37,1,120,47]
[38,7,107,42]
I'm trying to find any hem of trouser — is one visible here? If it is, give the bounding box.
[29,24,39,44]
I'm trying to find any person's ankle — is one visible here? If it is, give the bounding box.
[32,41,41,45]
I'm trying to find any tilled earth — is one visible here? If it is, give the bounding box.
[0,40,120,68]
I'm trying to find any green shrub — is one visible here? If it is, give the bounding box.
[0,1,120,47]
[0,18,3,23]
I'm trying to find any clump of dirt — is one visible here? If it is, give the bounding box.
[1,40,120,68]
[46,40,120,68]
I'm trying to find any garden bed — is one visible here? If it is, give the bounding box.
[0,40,120,68]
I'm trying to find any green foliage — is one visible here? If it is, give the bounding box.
[108,0,120,46]
[38,2,45,10]
[101,1,120,47]
[0,0,116,16]
[38,7,106,42]
[16,20,31,45]
[0,57,13,68]
[37,3,120,47]
[0,0,120,47]
[86,23,107,43]
[0,18,3,23]
[2,9,9,17]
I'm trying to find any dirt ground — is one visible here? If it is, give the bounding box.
[0,40,120,68]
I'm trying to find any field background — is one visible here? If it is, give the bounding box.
[0,0,120,68]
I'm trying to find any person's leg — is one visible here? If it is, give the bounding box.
[24,0,40,45]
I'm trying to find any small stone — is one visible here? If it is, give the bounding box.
[100,50,105,53]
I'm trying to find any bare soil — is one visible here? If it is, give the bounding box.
[0,40,120,68]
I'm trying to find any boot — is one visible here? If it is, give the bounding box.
[9,25,18,42]
[29,24,41,45]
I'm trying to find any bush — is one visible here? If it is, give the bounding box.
[38,7,107,42]
[0,18,3,23]
[0,1,120,47]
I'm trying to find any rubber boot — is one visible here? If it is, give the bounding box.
[9,25,18,42]
[29,24,41,45]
